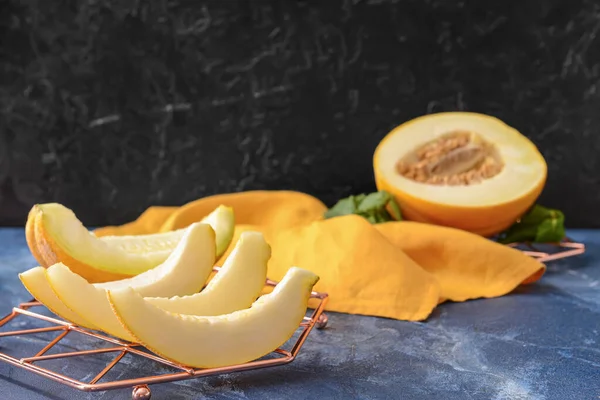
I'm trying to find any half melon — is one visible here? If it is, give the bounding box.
[44,222,216,341]
[373,112,547,236]
[27,203,233,282]
[146,231,270,316]
[107,267,319,368]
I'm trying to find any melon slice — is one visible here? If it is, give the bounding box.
[45,222,216,341]
[29,203,233,282]
[107,267,319,368]
[19,267,98,330]
[25,208,45,269]
[146,231,270,316]
[99,205,234,257]
[373,112,547,236]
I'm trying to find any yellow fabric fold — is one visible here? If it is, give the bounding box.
[94,190,327,237]
[95,206,177,236]
[226,219,441,321]
[375,221,545,303]
[95,190,545,321]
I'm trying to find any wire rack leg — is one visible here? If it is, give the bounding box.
[316,313,328,329]
[132,384,151,399]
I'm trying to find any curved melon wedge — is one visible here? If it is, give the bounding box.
[46,222,216,341]
[47,264,136,342]
[94,222,216,297]
[146,231,270,316]
[30,203,233,283]
[99,205,235,258]
[25,208,45,269]
[197,205,235,257]
[19,267,98,330]
[107,267,319,368]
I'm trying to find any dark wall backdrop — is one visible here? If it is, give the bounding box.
[1,0,599,227]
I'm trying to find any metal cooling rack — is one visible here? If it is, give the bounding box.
[505,237,586,262]
[0,269,329,400]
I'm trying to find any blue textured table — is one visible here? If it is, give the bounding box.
[0,228,598,400]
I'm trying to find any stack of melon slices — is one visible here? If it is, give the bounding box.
[19,204,320,369]
[25,203,236,282]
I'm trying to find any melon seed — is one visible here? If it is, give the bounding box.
[395,131,504,186]
[428,144,486,177]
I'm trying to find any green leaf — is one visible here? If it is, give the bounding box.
[363,214,378,224]
[353,194,367,205]
[324,190,402,224]
[387,197,403,221]
[535,209,565,243]
[357,191,390,213]
[323,197,357,219]
[498,205,566,244]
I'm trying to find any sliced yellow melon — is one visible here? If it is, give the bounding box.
[25,208,46,268]
[196,205,235,257]
[99,205,234,257]
[19,267,98,330]
[94,222,216,296]
[146,231,270,315]
[373,112,547,236]
[45,222,216,341]
[107,267,319,368]
[30,203,233,282]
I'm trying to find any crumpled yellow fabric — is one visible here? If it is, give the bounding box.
[95,190,327,236]
[95,191,545,321]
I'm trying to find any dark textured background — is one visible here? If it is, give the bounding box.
[1,0,599,227]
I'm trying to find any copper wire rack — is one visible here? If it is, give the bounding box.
[505,237,586,262]
[0,239,585,399]
[0,267,329,400]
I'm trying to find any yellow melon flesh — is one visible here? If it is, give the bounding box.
[146,231,270,315]
[108,267,319,368]
[94,222,216,296]
[19,267,98,330]
[25,208,45,268]
[373,112,547,236]
[31,203,233,282]
[99,205,234,257]
[45,222,216,341]
[47,264,136,341]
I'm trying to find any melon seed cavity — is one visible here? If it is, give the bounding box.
[395,131,504,186]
